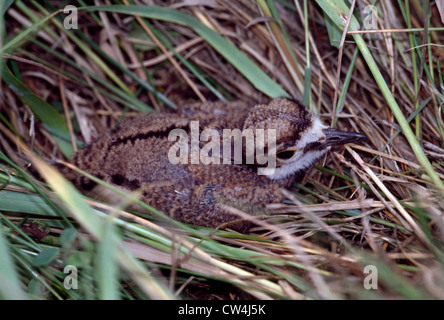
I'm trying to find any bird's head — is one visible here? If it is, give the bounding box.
[242,97,367,180]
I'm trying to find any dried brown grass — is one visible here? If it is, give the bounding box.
[1,0,444,299]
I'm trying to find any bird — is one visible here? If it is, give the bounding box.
[63,97,367,232]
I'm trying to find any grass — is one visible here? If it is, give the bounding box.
[1,0,444,300]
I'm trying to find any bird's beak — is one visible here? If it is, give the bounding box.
[322,127,368,147]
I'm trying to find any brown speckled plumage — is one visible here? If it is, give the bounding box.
[64,98,366,232]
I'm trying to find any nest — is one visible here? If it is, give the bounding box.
[0,0,444,300]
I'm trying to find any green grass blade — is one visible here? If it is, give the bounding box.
[353,34,444,194]
[26,1,134,98]
[358,252,432,299]
[0,7,61,54]
[71,33,174,110]
[1,0,14,16]
[324,13,342,49]
[97,216,120,300]
[333,47,359,127]
[0,221,29,299]
[143,21,227,101]
[315,0,444,195]
[32,247,59,267]
[22,42,154,113]
[80,5,289,99]
[1,63,73,157]
[28,153,174,299]
[0,190,57,215]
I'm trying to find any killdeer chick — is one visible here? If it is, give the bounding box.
[64,98,367,232]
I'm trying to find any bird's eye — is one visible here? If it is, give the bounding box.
[276,149,297,160]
